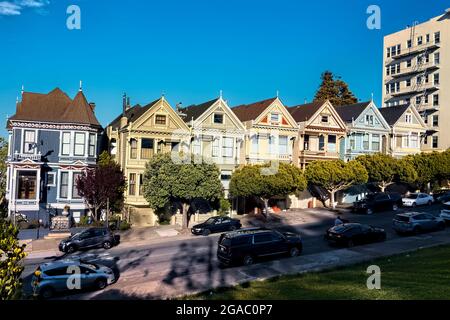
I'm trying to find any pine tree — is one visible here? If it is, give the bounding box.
[314,71,358,106]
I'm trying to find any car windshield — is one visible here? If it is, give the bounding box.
[333,225,350,233]
[204,218,216,224]
[406,194,418,199]
[395,215,410,222]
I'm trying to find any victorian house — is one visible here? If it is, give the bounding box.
[288,100,347,169]
[379,104,427,158]
[180,95,246,197]
[6,88,102,224]
[231,97,299,165]
[106,95,190,226]
[335,101,390,161]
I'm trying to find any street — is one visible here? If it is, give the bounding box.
[22,203,446,299]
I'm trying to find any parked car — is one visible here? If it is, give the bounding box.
[402,193,434,207]
[217,228,302,266]
[392,212,446,235]
[59,228,120,253]
[324,223,386,247]
[32,259,116,299]
[439,202,450,223]
[435,191,450,204]
[353,192,402,214]
[191,216,242,236]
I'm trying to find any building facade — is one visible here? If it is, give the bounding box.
[382,9,450,151]
[379,104,427,158]
[6,88,102,224]
[288,100,347,169]
[181,96,246,197]
[105,95,190,226]
[335,101,390,161]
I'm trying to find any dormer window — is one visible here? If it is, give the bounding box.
[155,115,167,125]
[366,115,374,126]
[321,115,329,123]
[405,113,412,123]
[213,113,224,124]
[270,113,280,123]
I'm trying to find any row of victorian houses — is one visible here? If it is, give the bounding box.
[5,87,428,226]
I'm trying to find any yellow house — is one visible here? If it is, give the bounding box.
[106,95,190,226]
[180,96,246,197]
[379,104,427,158]
[231,97,299,165]
[288,100,347,169]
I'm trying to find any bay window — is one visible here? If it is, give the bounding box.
[222,137,233,158]
[130,139,137,159]
[60,172,69,199]
[328,135,336,152]
[74,132,85,156]
[61,132,71,155]
[72,172,81,199]
[319,135,325,151]
[363,134,370,150]
[88,133,96,157]
[371,134,380,151]
[279,136,288,155]
[17,171,37,200]
[129,173,136,196]
[251,135,258,153]
[212,138,220,157]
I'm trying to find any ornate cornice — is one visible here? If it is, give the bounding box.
[10,121,100,132]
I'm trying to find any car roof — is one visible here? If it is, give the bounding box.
[39,259,81,271]
[224,227,271,238]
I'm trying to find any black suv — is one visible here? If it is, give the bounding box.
[191,216,242,236]
[217,228,302,266]
[353,192,402,214]
[59,228,120,253]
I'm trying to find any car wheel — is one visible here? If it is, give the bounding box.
[243,255,254,266]
[289,247,300,257]
[95,278,107,290]
[366,208,373,215]
[392,204,398,211]
[40,287,54,299]
[413,226,422,235]
[202,229,211,236]
[347,239,354,248]
[103,241,112,249]
[66,245,76,254]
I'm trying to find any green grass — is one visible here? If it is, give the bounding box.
[189,245,450,300]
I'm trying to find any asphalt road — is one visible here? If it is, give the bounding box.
[22,203,445,299]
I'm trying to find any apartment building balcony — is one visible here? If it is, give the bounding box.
[414,102,439,114]
[386,41,440,62]
[387,61,440,80]
[387,82,439,98]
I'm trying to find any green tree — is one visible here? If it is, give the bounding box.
[314,71,358,106]
[0,220,27,300]
[407,151,450,190]
[229,162,307,217]
[0,137,8,218]
[97,150,115,167]
[305,160,368,209]
[143,153,223,229]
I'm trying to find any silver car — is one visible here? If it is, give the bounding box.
[32,259,116,299]
[392,212,446,235]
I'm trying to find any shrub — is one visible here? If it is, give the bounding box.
[218,198,231,216]
[119,221,131,231]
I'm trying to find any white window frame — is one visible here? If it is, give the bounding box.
[74,132,86,156]
[61,131,71,156]
[23,129,36,154]
[47,172,56,187]
[222,137,234,158]
[88,133,96,157]
[278,136,288,155]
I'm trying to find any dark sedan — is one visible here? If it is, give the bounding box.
[59,228,120,253]
[325,223,386,247]
[191,216,242,236]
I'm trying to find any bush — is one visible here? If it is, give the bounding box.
[119,221,131,231]
[77,215,90,227]
[218,198,231,216]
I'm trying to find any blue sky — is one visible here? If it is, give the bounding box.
[0,0,446,136]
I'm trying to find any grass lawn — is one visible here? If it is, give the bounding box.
[189,245,450,300]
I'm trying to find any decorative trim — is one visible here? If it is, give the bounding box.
[10,121,99,132]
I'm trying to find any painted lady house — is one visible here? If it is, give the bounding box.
[6,87,102,225]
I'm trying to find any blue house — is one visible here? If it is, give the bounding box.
[335,100,390,162]
[5,87,103,225]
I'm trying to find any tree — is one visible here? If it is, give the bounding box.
[229,162,307,217]
[76,158,126,220]
[143,153,223,229]
[0,137,8,218]
[407,151,450,190]
[0,220,27,300]
[314,71,358,106]
[305,160,368,209]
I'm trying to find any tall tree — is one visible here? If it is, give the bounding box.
[0,220,27,300]
[407,151,450,190]
[143,153,223,229]
[229,162,307,217]
[76,159,126,220]
[314,71,358,106]
[305,160,368,209]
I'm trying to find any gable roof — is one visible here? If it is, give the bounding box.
[108,98,160,130]
[379,105,410,126]
[334,101,371,123]
[288,101,325,122]
[181,98,219,122]
[8,88,101,128]
[232,97,277,122]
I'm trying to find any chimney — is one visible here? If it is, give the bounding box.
[89,102,96,111]
[122,93,127,115]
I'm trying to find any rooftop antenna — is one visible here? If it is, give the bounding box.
[79,80,82,92]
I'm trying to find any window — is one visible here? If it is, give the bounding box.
[60,132,70,156]
[213,113,223,124]
[434,73,440,85]
[417,36,422,46]
[17,171,37,200]
[303,135,310,150]
[435,31,440,44]
[155,115,166,125]
[434,52,440,65]
[366,115,374,125]
[405,114,412,123]
[221,170,232,181]
[321,115,329,123]
[416,96,421,105]
[268,135,277,154]
[397,44,401,55]
[222,137,234,158]
[425,54,430,63]
[423,114,428,124]
[410,133,418,148]
[363,134,369,150]
[141,139,154,159]
[396,63,400,73]
[23,130,36,154]
[432,115,439,127]
[328,135,336,152]
[251,135,258,153]
[371,134,380,151]
[60,172,69,199]
[406,79,411,87]
[192,138,201,155]
[426,34,430,43]
[88,133,96,157]
[72,172,81,199]
[254,233,272,243]
[407,39,412,48]
[129,173,136,196]
[47,172,56,186]
[74,133,85,156]
[406,59,412,67]
[279,136,288,155]
[433,94,439,106]
[139,174,143,196]
[171,141,179,152]
[212,138,220,157]
[386,66,390,76]
[424,95,429,104]
[386,47,390,58]
[270,113,279,123]
[318,135,325,151]
[130,139,137,159]
[349,135,355,150]
[432,136,438,148]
